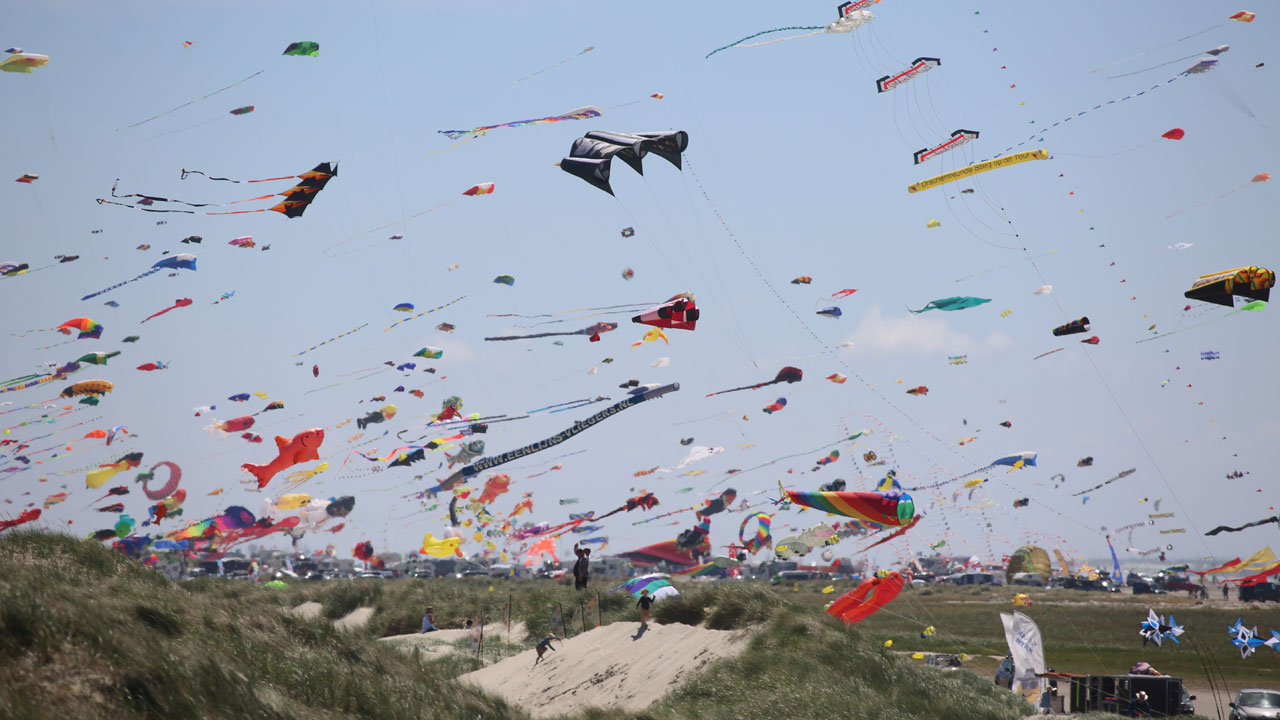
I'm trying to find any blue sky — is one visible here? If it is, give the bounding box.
[2,1,1276,571]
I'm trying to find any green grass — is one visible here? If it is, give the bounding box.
[0,531,520,720]
[6,530,1254,719]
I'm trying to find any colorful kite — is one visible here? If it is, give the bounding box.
[633,294,699,331]
[439,106,601,141]
[140,298,192,323]
[1184,266,1273,307]
[80,254,197,301]
[0,52,49,73]
[99,163,336,219]
[1053,317,1091,336]
[784,489,915,527]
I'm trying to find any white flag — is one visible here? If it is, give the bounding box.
[1000,611,1047,706]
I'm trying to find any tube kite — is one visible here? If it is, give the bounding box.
[908,149,1048,194]
[826,571,905,625]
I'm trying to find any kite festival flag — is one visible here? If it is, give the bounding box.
[1000,611,1047,707]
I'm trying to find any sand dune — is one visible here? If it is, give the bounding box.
[381,622,528,657]
[461,622,749,718]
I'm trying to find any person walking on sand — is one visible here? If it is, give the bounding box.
[421,606,438,633]
[637,588,654,625]
[1223,583,1230,601]
[534,634,558,665]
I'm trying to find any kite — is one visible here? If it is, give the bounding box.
[1032,285,1053,295]
[486,321,617,343]
[440,105,600,141]
[1078,457,1094,467]
[991,452,1037,469]
[230,105,254,115]
[908,149,1048,194]
[241,428,325,489]
[784,489,915,527]
[826,373,848,383]
[814,450,839,469]
[436,323,455,332]
[80,254,197,301]
[445,440,486,469]
[560,130,688,196]
[356,404,397,430]
[948,355,968,365]
[476,473,512,505]
[0,509,41,532]
[831,289,857,298]
[493,275,515,286]
[86,453,143,489]
[596,492,660,520]
[426,383,679,495]
[55,317,105,339]
[61,380,114,398]
[1202,351,1221,361]
[762,398,788,414]
[1,262,29,276]
[100,163,336,219]
[877,57,941,92]
[816,306,842,318]
[1168,173,1270,219]
[1081,336,1100,345]
[706,366,802,397]
[420,532,463,557]
[141,298,192,323]
[905,386,928,396]
[383,296,467,333]
[509,46,595,86]
[228,237,255,249]
[926,219,941,229]
[791,276,812,285]
[1053,317,1091,336]
[282,41,319,57]
[826,571,905,625]
[909,296,991,313]
[633,294,699,331]
[394,303,414,313]
[205,416,255,436]
[463,182,495,196]
[914,130,980,165]
[621,227,635,238]
[1231,10,1256,22]
[1071,468,1136,497]
[631,328,668,347]
[115,70,264,131]
[705,5,874,59]
[15,174,38,184]
[1184,266,1273,307]
[0,52,49,73]
[1206,515,1279,536]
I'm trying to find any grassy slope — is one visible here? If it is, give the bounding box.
[11,531,1257,719]
[0,531,519,720]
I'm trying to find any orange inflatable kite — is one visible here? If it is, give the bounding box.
[826,571,905,625]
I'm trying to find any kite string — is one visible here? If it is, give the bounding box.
[116,70,264,131]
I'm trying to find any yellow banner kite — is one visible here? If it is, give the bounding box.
[908,149,1049,194]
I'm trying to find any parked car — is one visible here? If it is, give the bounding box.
[1010,572,1045,587]
[949,572,997,586]
[772,570,824,585]
[1239,582,1280,603]
[1230,688,1280,719]
[1132,581,1167,595]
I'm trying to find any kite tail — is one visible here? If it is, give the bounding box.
[81,268,161,301]
[95,198,197,215]
[706,26,826,59]
[180,169,296,184]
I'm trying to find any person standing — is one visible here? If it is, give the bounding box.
[572,543,591,590]
[637,588,654,625]
[1222,583,1230,601]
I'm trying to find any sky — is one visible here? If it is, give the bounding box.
[2,1,1277,572]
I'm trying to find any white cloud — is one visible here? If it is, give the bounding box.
[840,305,1013,357]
